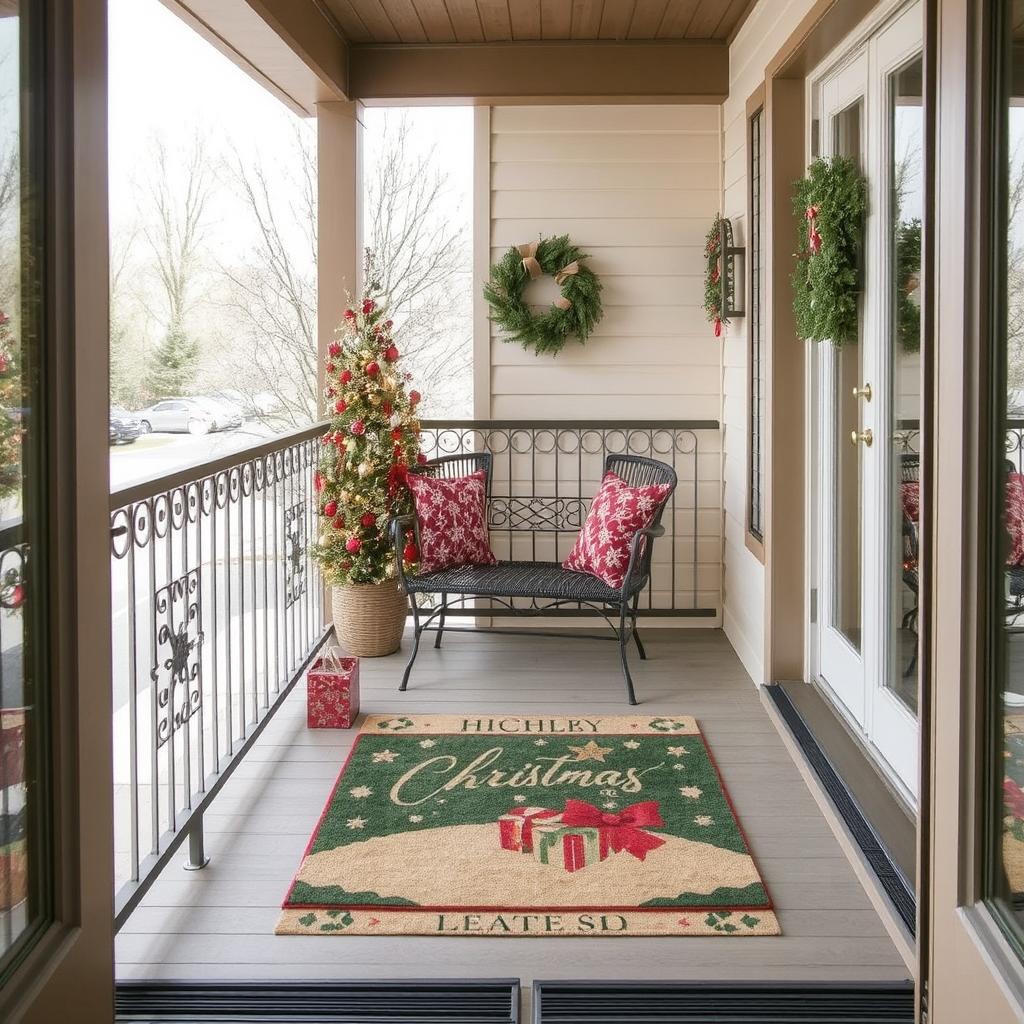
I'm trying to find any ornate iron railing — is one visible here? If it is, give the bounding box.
[109,424,328,929]
[418,420,720,617]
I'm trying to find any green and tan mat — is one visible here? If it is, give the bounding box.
[277,714,779,937]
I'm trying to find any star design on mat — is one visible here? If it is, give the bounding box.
[350,786,373,799]
[694,815,714,827]
[534,739,547,746]
[513,794,527,803]
[568,740,613,763]
[346,817,367,830]
[622,740,640,750]
[419,739,437,748]
[372,749,399,763]
[673,764,686,771]
[409,815,423,823]
[667,745,688,757]
[679,786,702,800]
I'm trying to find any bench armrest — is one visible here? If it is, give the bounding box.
[621,523,665,599]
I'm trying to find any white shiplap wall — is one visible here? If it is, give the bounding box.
[720,0,820,684]
[487,104,723,618]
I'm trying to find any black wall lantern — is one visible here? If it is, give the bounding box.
[719,217,746,319]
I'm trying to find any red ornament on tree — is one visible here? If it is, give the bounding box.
[362,298,375,315]
[384,345,400,362]
[344,308,355,321]
[416,452,428,465]
[334,399,347,414]
[332,515,345,530]
[350,420,366,436]
[326,362,335,375]
[409,390,421,406]
[323,499,338,518]
[403,543,418,563]
[328,341,341,357]
[340,369,352,384]
[314,471,325,492]
[345,536,361,553]
[365,361,380,378]
[360,512,376,528]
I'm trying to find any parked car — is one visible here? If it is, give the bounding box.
[194,396,242,430]
[136,399,215,435]
[109,407,142,445]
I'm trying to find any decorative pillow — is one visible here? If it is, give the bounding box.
[407,470,497,574]
[563,471,671,590]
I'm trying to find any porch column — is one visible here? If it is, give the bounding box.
[316,100,363,417]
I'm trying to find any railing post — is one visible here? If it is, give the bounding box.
[182,814,210,871]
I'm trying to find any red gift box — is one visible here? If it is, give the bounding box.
[498,806,558,853]
[307,650,359,729]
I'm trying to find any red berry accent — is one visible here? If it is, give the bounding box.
[391,428,403,441]
[323,499,338,518]
[384,345,400,362]
[409,390,421,405]
[328,342,341,357]
[325,362,335,375]
[314,472,324,492]
[416,452,427,465]
[362,298,375,315]
[345,536,361,553]
[385,319,393,329]
[343,308,355,320]
[332,516,345,530]
[360,512,376,528]
[365,361,380,377]
[382,401,393,417]
[334,399,347,414]
[340,369,352,384]
[403,543,418,563]
[350,420,366,435]
[326,386,335,398]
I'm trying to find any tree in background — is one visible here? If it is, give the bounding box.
[218,126,318,426]
[363,112,472,417]
[142,138,211,399]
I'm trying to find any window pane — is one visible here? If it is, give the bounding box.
[0,0,51,976]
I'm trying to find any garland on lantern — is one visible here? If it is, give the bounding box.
[895,218,922,353]
[791,156,868,346]
[703,216,726,337]
[483,234,603,355]
[311,294,425,586]
[0,310,21,503]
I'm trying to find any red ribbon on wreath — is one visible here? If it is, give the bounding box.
[714,317,722,338]
[806,204,822,255]
[560,798,666,861]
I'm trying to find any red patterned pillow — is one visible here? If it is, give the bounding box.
[407,470,497,574]
[562,471,671,590]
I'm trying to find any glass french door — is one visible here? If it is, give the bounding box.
[813,2,922,800]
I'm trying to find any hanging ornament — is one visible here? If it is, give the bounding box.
[358,461,372,478]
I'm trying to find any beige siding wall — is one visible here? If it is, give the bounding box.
[721,0,819,683]
[486,104,724,618]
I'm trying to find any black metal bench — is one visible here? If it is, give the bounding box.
[390,451,678,704]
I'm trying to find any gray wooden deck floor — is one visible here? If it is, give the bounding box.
[116,628,911,994]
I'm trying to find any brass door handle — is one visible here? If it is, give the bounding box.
[852,383,873,401]
[850,429,874,447]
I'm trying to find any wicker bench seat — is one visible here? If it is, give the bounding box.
[391,452,677,704]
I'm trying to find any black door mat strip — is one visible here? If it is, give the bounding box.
[116,979,519,1023]
[765,684,917,935]
[532,981,914,1023]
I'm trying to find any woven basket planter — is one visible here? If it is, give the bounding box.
[332,580,408,657]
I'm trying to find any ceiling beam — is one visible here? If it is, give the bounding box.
[161,0,351,115]
[348,41,728,103]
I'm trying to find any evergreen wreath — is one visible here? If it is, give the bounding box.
[791,156,868,346]
[703,215,726,337]
[483,235,603,355]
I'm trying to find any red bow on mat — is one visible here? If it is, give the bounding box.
[561,799,666,861]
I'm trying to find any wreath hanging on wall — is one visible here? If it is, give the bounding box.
[483,235,603,356]
[791,156,868,346]
[703,215,726,337]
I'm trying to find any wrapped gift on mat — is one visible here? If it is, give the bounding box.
[307,649,359,729]
[533,820,609,873]
[498,806,558,853]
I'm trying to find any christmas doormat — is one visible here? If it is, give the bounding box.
[277,714,779,938]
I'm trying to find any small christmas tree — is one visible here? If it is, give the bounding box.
[312,294,424,586]
[0,310,22,503]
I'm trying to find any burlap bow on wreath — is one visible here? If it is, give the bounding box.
[483,235,603,355]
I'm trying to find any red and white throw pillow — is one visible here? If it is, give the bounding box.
[407,470,497,574]
[562,471,671,590]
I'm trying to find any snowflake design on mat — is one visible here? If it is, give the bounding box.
[349,786,372,799]
[622,740,640,750]
[694,815,714,827]
[409,815,423,823]
[419,739,437,748]
[372,749,399,763]
[347,817,367,830]
[679,786,703,800]
[667,745,689,757]
[534,739,547,746]
[513,794,527,803]
[376,717,415,732]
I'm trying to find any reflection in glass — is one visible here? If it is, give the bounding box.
[887,56,923,715]
[991,0,1024,948]
[832,100,864,650]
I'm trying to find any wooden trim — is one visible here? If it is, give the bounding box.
[767,0,881,81]
[726,0,761,47]
[472,106,491,419]
[745,83,767,566]
[347,41,729,102]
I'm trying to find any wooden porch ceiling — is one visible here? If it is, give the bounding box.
[322,0,757,45]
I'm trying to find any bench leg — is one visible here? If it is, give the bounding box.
[400,592,422,691]
[618,602,638,706]
[630,593,647,660]
[434,594,447,649]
